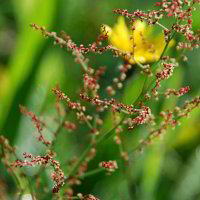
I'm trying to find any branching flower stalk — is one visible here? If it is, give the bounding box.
[29,2,200,195]
[1,1,200,199]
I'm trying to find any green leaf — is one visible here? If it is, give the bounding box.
[172,148,200,200]
[0,0,57,129]
[141,144,163,200]
[123,72,146,105]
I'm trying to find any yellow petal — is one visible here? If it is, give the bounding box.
[110,17,132,52]
[100,24,112,37]
[151,34,176,60]
[132,20,152,47]
[101,17,175,65]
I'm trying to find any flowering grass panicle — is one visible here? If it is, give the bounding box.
[1,0,200,199]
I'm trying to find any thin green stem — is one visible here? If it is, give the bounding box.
[96,117,125,144]
[135,60,147,70]
[138,31,177,102]
[63,197,80,200]
[83,114,94,130]
[50,115,67,148]
[68,144,93,177]
[67,116,124,178]
[125,29,178,155]
[27,176,35,200]
[80,168,105,179]
[156,21,169,31]
[78,56,89,72]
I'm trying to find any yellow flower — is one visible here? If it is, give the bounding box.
[101,17,175,64]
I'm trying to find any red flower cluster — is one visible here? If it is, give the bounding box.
[99,160,118,172]
[12,152,65,193]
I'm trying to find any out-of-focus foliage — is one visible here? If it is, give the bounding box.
[1,0,200,200]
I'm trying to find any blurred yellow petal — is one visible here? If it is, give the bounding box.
[102,17,132,52]
[101,24,112,37]
[101,17,175,65]
[112,16,130,40]
[151,34,175,59]
[132,20,152,46]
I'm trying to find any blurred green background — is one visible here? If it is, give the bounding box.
[1,0,200,199]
